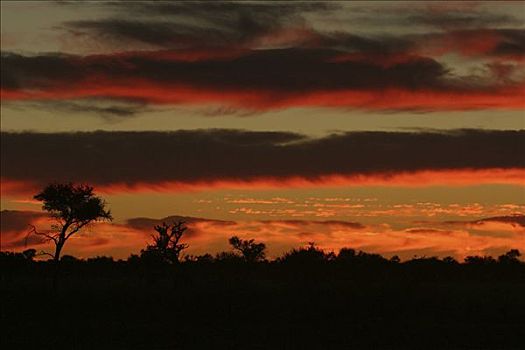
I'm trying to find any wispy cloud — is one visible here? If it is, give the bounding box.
[3,210,523,260]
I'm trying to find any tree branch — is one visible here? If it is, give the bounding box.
[27,224,58,245]
[37,250,55,259]
[64,221,89,241]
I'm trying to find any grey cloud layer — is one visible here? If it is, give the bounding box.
[62,2,523,49]
[62,1,333,48]
[3,2,523,113]
[1,129,523,186]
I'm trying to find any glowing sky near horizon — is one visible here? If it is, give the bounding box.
[1,1,524,260]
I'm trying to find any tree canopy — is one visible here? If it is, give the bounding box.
[141,221,189,264]
[228,236,266,263]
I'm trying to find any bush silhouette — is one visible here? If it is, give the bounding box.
[498,249,521,264]
[22,249,37,261]
[228,236,266,263]
[464,255,496,265]
[278,242,331,265]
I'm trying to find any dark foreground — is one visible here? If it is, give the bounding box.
[2,253,525,350]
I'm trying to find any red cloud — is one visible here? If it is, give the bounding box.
[2,48,524,111]
[417,29,525,61]
[3,81,524,112]
[2,169,524,197]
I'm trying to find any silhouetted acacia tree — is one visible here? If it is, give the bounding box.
[31,183,112,263]
[142,221,189,264]
[228,236,266,263]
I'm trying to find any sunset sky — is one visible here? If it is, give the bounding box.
[1,1,524,260]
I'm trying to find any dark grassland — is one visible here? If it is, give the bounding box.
[2,251,524,350]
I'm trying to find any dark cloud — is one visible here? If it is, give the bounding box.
[317,32,412,54]
[267,219,365,230]
[412,29,525,60]
[1,210,44,233]
[125,216,365,241]
[64,20,226,48]
[126,215,236,238]
[130,1,333,17]
[310,220,365,230]
[63,1,334,48]
[407,12,521,30]
[3,99,147,119]
[0,48,448,94]
[4,26,524,111]
[4,1,520,114]
[439,214,525,229]
[1,52,79,90]
[477,215,525,228]
[59,2,522,52]
[490,29,525,58]
[1,129,523,188]
[0,210,47,249]
[405,228,452,235]
[64,18,412,56]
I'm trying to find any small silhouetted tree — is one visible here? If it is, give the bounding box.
[31,183,112,263]
[498,249,521,264]
[390,255,401,264]
[22,249,37,261]
[142,221,189,264]
[228,236,266,263]
[337,248,356,262]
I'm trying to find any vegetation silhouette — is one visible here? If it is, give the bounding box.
[498,249,521,263]
[228,236,267,263]
[2,183,524,349]
[2,243,525,349]
[278,242,334,265]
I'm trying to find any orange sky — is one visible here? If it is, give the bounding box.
[1,1,524,260]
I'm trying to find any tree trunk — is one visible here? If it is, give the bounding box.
[54,242,63,263]
[52,241,64,291]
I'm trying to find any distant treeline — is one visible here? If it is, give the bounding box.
[2,244,524,282]
[3,202,525,349]
[3,243,525,349]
